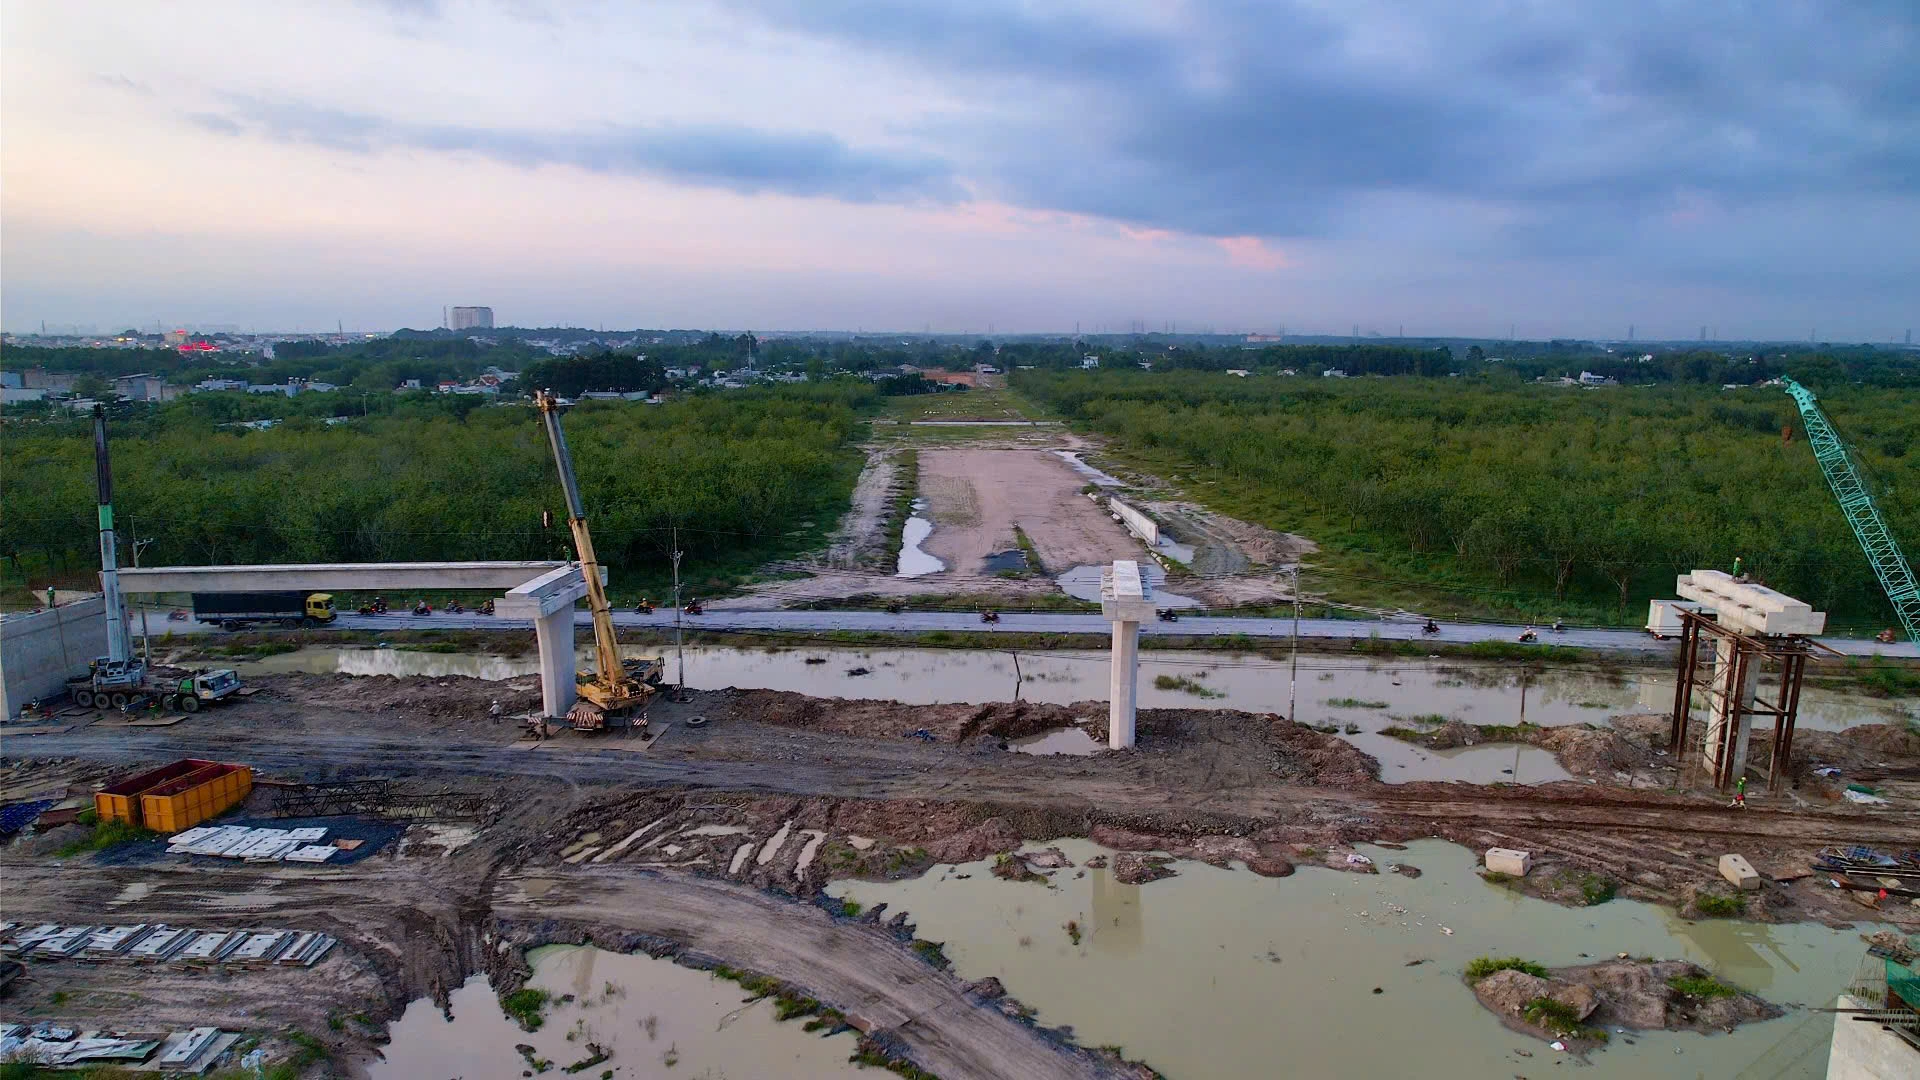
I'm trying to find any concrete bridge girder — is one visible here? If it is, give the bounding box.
[118,561,604,719]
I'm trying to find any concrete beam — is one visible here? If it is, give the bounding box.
[1676,570,1825,637]
[495,565,590,620]
[120,562,597,595]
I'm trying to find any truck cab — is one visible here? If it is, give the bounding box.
[306,593,337,623]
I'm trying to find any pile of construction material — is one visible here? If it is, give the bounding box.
[0,1022,238,1071]
[166,824,340,862]
[1,921,336,967]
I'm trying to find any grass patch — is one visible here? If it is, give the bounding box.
[879,448,922,568]
[1466,956,1548,980]
[54,818,159,858]
[1579,875,1617,906]
[1152,673,1224,698]
[1693,892,1745,917]
[1388,712,1450,726]
[501,987,553,1031]
[1325,697,1389,709]
[1377,726,1424,743]
[1522,997,1606,1041]
[1667,973,1739,998]
[1011,525,1041,576]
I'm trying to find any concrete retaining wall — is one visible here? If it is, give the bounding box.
[1108,498,1159,546]
[1,597,105,719]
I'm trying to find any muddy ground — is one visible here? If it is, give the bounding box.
[3,668,1916,1077]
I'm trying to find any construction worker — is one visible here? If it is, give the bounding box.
[1730,775,1748,809]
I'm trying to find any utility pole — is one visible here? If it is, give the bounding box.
[671,527,685,702]
[1287,564,1301,723]
[131,530,155,668]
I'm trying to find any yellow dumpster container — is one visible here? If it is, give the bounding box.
[95,759,217,825]
[136,762,253,834]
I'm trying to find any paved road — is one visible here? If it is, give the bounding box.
[314,608,1917,658]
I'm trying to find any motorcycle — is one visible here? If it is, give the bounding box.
[1551,621,1565,634]
[447,600,465,614]
[684,600,705,616]
[885,601,903,614]
[980,610,1000,624]
[478,599,495,616]
[413,602,433,616]
[1518,627,1538,643]
[1422,621,1440,635]
[168,609,189,622]
[634,599,655,615]
[1157,608,1179,622]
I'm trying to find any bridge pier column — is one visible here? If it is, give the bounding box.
[1100,560,1156,751]
[535,608,577,719]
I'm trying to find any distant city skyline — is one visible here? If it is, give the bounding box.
[3,2,1915,340]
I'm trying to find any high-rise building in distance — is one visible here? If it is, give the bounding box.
[450,306,494,330]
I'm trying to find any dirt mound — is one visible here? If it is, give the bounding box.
[926,818,1022,863]
[1793,720,1920,776]
[1562,960,1780,1033]
[1265,716,1380,785]
[1532,725,1653,777]
[1113,852,1177,884]
[729,690,1099,744]
[1474,969,1598,1023]
[260,672,540,722]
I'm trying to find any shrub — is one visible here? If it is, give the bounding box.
[1694,892,1745,917]
[1667,974,1738,999]
[501,987,553,1031]
[1579,876,1616,905]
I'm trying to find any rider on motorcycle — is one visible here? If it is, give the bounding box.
[1423,617,1439,634]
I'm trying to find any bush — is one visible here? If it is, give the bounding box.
[1579,876,1617,905]
[501,987,552,1031]
[1694,892,1745,917]
[1466,956,1548,980]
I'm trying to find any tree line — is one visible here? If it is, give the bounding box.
[1014,370,1918,626]
[1,385,878,593]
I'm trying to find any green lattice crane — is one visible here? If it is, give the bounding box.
[1781,377,1919,643]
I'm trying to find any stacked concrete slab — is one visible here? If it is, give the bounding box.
[2,923,334,967]
[167,824,334,862]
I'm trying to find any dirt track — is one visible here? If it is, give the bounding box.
[920,448,1139,575]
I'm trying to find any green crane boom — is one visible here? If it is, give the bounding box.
[1781,377,1919,643]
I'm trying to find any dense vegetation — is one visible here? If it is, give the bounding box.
[1016,369,1918,628]
[1,385,876,597]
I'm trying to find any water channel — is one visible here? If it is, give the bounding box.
[896,497,946,577]
[373,943,864,1079]
[235,644,1910,784]
[832,838,1871,1079]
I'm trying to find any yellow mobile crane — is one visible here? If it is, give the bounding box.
[534,390,664,733]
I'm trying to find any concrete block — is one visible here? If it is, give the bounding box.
[1719,853,1762,891]
[1485,848,1532,877]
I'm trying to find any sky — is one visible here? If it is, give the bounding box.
[2,0,1916,340]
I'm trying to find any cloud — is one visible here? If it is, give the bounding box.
[190,95,961,204]
[732,1,1920,249]
[93,74,153,97]
[1216,236,1289,271]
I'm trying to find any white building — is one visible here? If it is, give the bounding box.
[450,306,494,331]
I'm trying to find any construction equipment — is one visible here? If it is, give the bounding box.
[533,390,663,733]
[1782,378,1919,644]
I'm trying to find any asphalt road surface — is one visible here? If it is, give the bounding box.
[311,608,1917,658]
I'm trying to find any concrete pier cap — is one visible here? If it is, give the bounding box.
[1101,560,1157,750]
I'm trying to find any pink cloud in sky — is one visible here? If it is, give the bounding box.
[1216,235,1290,270]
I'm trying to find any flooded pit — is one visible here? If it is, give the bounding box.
[232,645,1907,784]
[1053,449,1124,486]
[373,944,864,1079]
[1011,726,1105,756]
[832,838,1870,1080]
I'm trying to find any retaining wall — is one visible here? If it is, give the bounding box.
[1107,498,1159,546]
[0,596,105,720]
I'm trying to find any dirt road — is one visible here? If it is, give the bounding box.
[920,449,1139,575]
[495,868,1136,1079]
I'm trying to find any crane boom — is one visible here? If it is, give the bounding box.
[534,391,658,729]
[1781,377,1920,643]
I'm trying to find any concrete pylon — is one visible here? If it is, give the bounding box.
[1100,560,1157,750]
[495,564,599,720]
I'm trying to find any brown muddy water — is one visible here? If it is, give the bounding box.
[372,943,863,1079]
[236,645,1910,784]
[832,838,1871,1080]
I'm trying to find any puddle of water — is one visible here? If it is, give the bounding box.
[1056,564,1201,608]
[896,501,946,577]
[832,838,1870,1080]
[683,824,749,837]
[1154,536,1197,565]
[1052,449,1124,486]
[373,946,864,1079]
[1011,727,1105,756]
[241,644,1902,783]
[981,549,1030,573]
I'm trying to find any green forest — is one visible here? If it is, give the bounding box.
[1,385,874,598]
[1014,370,1919,629]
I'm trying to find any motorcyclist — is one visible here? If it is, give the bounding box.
[1422,617,1439,634]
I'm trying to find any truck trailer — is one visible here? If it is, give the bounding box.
[192,591,336,630]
